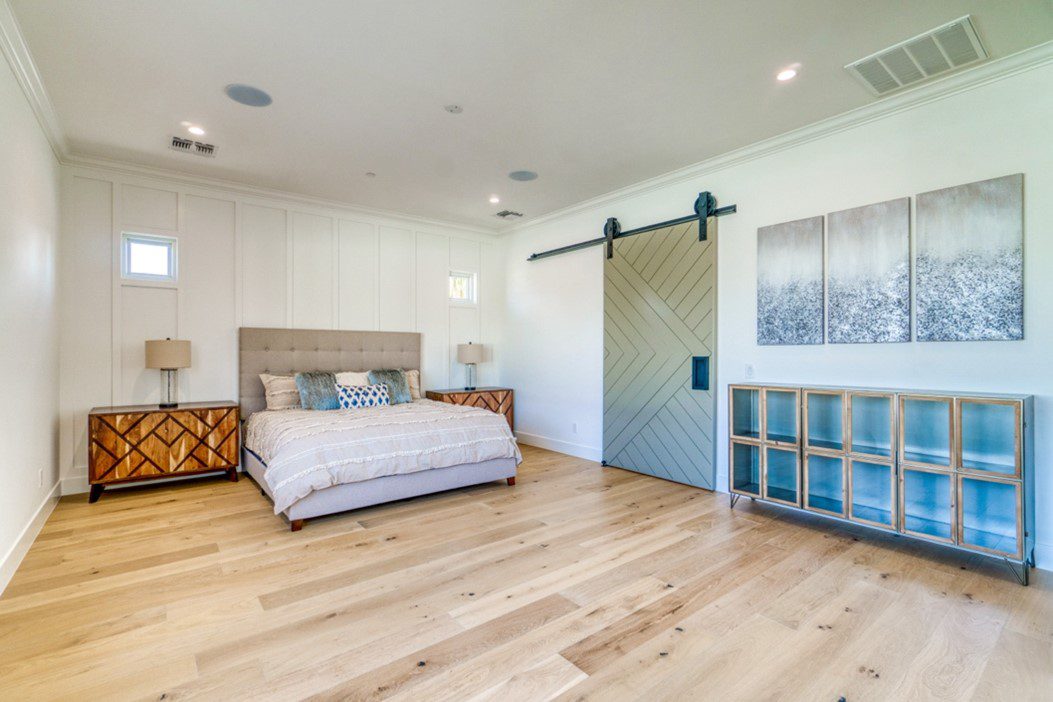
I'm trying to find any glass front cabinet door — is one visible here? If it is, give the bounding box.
[730,387,762,441]
[804,453,846,516]
[730,441,762,497]
[956,399,1021,478]
[764,446,800,506]
[849,392,895,459]
[957,474,1022,560]
[900,466,955,543]
[764,388,799,446]
[805,390,845,452]
[849,459,896,529]
[900,395,954,469]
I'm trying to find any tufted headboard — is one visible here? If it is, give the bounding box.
[238,327,421,417]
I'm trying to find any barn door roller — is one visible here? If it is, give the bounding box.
[526,192,737,262]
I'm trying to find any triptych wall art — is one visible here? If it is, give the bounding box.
[756,174,1023,346]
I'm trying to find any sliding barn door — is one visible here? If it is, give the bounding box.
[603,219,716,489]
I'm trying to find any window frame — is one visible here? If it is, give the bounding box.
[449,270,478,306]
[121,232,178,284]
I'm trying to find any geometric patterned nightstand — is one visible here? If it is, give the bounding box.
[424,387,514,432]
[87,401,239,503]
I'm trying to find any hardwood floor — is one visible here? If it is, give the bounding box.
[1,445,1050,701]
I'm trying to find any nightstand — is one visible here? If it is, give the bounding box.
[87,401,240,502]
[425,387,514,431]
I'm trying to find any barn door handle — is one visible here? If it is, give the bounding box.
[692,356,710,391]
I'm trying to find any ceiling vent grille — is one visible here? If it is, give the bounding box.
[846,16,987,96]
[494,210,524,220]
[169,136,217,158]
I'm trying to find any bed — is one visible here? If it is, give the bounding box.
[238,327,520,530]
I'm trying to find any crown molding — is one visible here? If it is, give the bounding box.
[0,0,66,159]
[509,39,1053,233]
[64,155,503,238]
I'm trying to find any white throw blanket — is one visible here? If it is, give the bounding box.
[245,399,521,513]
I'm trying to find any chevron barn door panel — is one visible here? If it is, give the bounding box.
[604,220,715,489]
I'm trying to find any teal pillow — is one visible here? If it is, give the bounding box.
[295,371,339,410]
[368,369,412,405]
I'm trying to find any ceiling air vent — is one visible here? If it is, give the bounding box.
[169,136,217,158]
[846,16,987,96]
[494,210,523,220]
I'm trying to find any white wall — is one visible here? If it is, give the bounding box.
[502,60,1053,566]
[0,50,61,588]
[58,164,503,493]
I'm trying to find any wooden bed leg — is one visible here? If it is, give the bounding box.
[507,477,516,486]
[290,519,304,532]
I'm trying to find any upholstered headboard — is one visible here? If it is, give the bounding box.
[238,327,421,417]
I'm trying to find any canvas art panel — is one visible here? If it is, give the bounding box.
[827,197,911,344]
[915,174,1023,342]
[757,216,824,345]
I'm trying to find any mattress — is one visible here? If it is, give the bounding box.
[244,399,522,513]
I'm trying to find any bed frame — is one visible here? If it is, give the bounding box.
[238,327,517,530]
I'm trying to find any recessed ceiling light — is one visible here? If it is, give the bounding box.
[187,126,205,136]
[444,104,463,114]
[489,195,500,204]
[225,84,273,107]
[777,68,798,81]
[365,172,376,178]
[508,170,538,182]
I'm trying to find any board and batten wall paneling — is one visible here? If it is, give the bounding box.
[378,225,416,332]
[478,241,503,388]
[182,196,236,401]
[338,220,378,330]
[241,204,287,327]
[291,212,336,329]
[57,164,501,493]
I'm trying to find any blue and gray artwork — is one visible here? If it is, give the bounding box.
[916,174,1023,342]
[757,216,824,345]
[827,198,910,344]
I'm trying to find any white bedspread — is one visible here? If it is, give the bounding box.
[244,399,521,513]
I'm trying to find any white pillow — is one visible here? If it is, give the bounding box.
[335,371,370,387]
[259,373,300,410]
[405,369,421,400]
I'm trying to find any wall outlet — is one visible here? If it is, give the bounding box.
[745,363,755,379]
[38,468,43,488]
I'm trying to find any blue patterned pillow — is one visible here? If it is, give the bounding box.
[337,383,390,409]
[295,371,339,410]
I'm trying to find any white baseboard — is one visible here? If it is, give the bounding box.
[1033,542,1051,572]
[515,431,601,462]
[61,471,89,495]
[0,482,60,596]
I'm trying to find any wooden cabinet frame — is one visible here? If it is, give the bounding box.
[898,394,955,470]
[729,439,762,498]
[728,385,763,442]
[954,397,1022,479]
[763,387,800,448]
[956,473,1023,561]
[803,451,846,517]
[898,465,956,545]
[803,389,846,454]
[763,445,801,507]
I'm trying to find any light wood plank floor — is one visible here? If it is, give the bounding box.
[2,445,1050,701]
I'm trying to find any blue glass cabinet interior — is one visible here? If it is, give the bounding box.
[728,383,1034,583]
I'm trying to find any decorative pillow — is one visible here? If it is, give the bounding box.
[405,369,421,400]
[259,373,300,410]
[338,383,390,409]
[335,370,370,387]
[368,369,412,405]
[294,371,340,410]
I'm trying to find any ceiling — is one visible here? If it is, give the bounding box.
[10,0,1053,230]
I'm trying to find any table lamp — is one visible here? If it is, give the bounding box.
[456,342,484,391]
[145,338,191,408]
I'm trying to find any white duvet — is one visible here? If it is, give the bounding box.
[244,399,521,513]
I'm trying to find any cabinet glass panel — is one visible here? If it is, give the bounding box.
[806,392,844,451]
[902,468,953,541]
[731,442,761,496]
[850,460,894,528]
[959,400,1018,476]
[765,447,799,504]
[960,476,1019,557]
[765,390,798,444]
[805,453,845,515]
[901,397,952,467]
[731,388,761,440]
[850,394,893,458]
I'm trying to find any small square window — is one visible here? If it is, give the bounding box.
[122,233,177,282]
[449,271,477,303]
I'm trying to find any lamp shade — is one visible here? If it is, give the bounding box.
[145,339,191,369]
[457,343,484,364]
